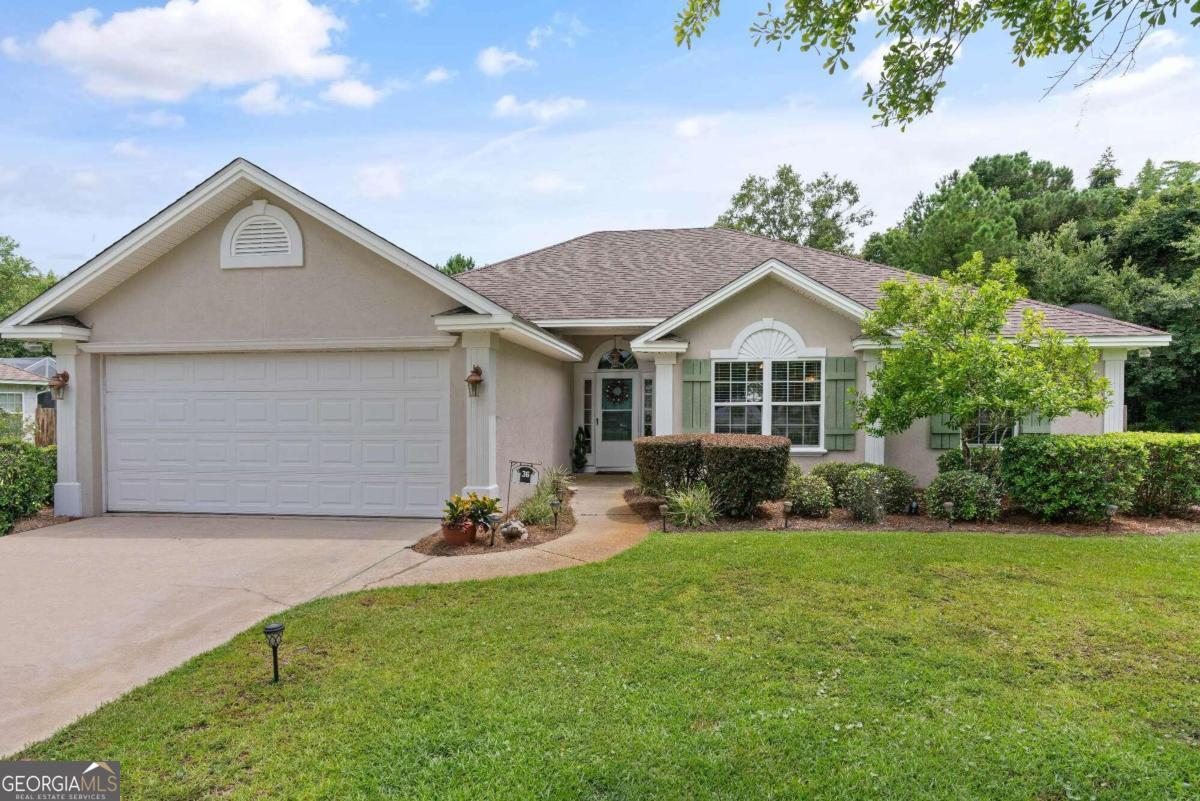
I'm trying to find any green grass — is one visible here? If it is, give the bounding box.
[23,531,1200,800]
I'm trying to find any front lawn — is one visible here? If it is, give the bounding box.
[24,531,1200,800]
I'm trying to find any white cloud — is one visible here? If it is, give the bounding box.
[407,0,431,12]
[1,36,24,59]
[477,46,534,77]
[675,115,720,138]
[320,79,386,108]
[354,163,403,198]
[1089,55,1193,97]
[493,94,585,123]
[111,139,149,158]
[236,81,297,115]
[527,12,587,49]
[129,109,186,128]
[424,66,455,84]
[526,172,582,194]
[33,0,349,102]
[1142,29,1182,51]
[854,40,891,83]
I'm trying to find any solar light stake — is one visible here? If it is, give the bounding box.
[263,622,284,683]
[1105,503,1119,532]
[782,500,793,528]
[487,512,502,546]
[943,501,954,529]
[659,503,669,532]
[550,497,562,532]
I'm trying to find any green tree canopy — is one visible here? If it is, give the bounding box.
[0,236,56,357]
[857,253,1108,464]
[438,253,476,276]
[674,0,1196,127]
[715,165,874,254]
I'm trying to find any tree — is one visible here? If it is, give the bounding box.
[715,165,874,253]
[674,0,1195,127]
[1108,178,1200,282]
[1016,222,1136,318]
[1089,147,1121,189]
[0,236,56,357]
[856,253,1108,466]
[438,253,475,276]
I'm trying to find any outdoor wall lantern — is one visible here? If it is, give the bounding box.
[782,500,793,528]
[1105,503,1119,531]
[943,501,955,529]
[263,622,285,683]
[465,365,484,397]
[48,370,70,400]
[659,503,669,532]
[550,497,562,532]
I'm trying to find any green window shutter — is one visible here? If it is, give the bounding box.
[1019,413,1053,434]
[929,414,960,450]
[824,357,857,451]
[682,358,711,433]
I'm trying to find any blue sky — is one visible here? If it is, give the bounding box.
[1,0,1197,277]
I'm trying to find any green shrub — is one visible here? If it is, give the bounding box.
[1002,434,1148,522]
[633,435,703,497]
[936,447,1003,483]
[925,470,1002,522]
[699,434,790,518]
[785,472,833,518]
[1119,433,1200,516]
[514,478,561,526]
[873,464,918,514]
[666,482,718,528]
[809,462,860,506]
[842,468,885,523]
[0,440,56,534]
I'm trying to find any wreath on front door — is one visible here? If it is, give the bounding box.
[604,381,631,406]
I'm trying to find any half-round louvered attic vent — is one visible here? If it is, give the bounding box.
[220,199,304,269]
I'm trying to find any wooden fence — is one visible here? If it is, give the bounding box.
[35,407,56,447]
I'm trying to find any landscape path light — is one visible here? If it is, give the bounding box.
[659,503,669,532]
[263,622,284,683]
[782,500,793,528]
[550,497,562,532]
[943,501,955,529]
[1105,503,1119,532]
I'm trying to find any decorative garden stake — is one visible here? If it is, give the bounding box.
[263,622,284,683]
[550,497,562,532]
[1105,503,1119,532]
[659,503,669,532]
[487,512,502,547]
[782,500,793,528]
[943,501,954,529]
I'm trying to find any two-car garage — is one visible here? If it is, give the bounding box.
[103,351,449,517]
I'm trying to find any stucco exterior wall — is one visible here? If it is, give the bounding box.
[495,338,572,507]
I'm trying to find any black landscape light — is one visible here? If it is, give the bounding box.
[943,501,954,529]
[659,503,669,532]
[488,512,502,546]
[263,622,284,683]
[1105,503,1119,532]
[550,497,562,532]
[782,500,793,528]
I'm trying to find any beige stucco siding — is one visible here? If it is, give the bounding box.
[495,339,572,507]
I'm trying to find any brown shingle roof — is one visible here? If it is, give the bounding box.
[0,363,47,383]
[457,228,1164,338]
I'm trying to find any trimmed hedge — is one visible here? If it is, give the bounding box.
[0,440,56,534]
[1001,434,1148,523]
[634,434,704,497]
[785,469,833,518]
[699,434,791,517]
[1123,433,1200,516]
[809,461,916,513]
[925,470,1002,522]
[843,468,885,523]
[809,462,860,506]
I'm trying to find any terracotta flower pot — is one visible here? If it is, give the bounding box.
[440,520,476,546]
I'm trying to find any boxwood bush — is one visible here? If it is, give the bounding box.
[1121,433,1200,516]
[699,434,790,517]
[633,434,703,497]
[1001,434,1148,522]
[809,462,916,513]
[925,470,1002,522]
[809,462,860,506]
[842,468,886,523]
[0,440,56,534]
[785,468,833,518]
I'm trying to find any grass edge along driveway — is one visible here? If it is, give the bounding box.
[22,530,1200,801]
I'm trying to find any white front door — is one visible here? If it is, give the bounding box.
[594,373,637,470]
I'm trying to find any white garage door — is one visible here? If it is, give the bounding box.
[104,351,449,517]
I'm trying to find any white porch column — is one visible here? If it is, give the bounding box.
[462,331,500,496]
[862,351,885,465]
[1102,348,1127,433]
[52,341,82,517]
[653,353,675,435]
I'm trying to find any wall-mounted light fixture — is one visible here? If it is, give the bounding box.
[465,365,484,397]
[47,371,70,400]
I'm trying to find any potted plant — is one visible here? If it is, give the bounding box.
[440,494,476,546]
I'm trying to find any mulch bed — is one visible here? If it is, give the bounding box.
[8,506,74,534]
[625,489,1200,537]
[412,491,577,556]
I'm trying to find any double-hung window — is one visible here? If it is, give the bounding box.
[0,392,21,414]
[964,411,1014,446]
[714,359,823,448]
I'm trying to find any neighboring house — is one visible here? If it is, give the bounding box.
[0,159,1170,519]
[0,356,57,408]
[0,363,48,439]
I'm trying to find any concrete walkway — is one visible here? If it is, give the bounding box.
[322,474,645,594]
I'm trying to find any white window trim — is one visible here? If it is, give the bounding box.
[711,357,827,453]
[962,412,1019,448]
[0,391,22,414]
[220,199,304,269]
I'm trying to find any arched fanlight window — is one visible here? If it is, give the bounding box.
[596,344,638,370]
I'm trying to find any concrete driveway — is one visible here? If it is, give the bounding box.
[0,514,434,756]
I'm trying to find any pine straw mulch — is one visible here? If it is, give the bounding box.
[8,506,74,534]
[412,490,577,556]
[624,489,1200,538]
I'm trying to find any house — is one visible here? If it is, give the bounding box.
[0,363,48,439]
[0,356,58,408]
[0,159,1170,519]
